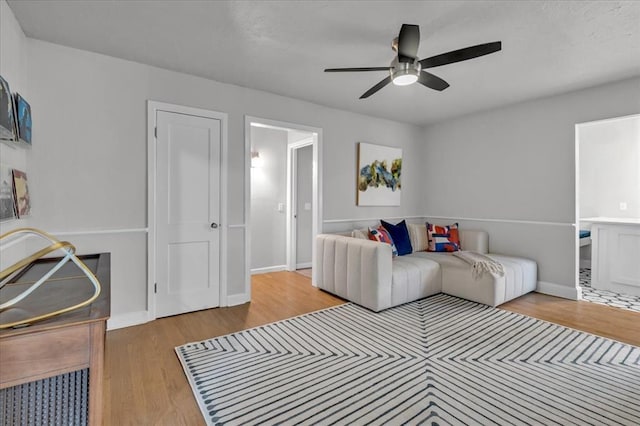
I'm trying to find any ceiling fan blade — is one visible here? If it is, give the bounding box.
[398,24,420,62]
[418,71,450,91]
[420,41,502,68]
[324,67,390,72]
[360,76,392,99]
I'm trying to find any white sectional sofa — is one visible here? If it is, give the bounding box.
[315,226,537,312]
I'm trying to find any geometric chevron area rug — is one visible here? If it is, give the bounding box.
[176,294,640,425]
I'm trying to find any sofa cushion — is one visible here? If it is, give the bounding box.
[426,222,460,252]
[485,254,537,304]
[407,223,429,252]
[381,220,413,255]
[352,228,369,240]
[391,255,441,306]
[369,226,398,256]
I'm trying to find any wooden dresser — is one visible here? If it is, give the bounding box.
[0,253,110,425]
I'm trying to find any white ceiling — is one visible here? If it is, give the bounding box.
[7,0,640,127]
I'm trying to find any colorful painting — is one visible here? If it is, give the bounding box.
[0,164,16,221]
[14,93,32,145]
[12,169,31,218]
[0,75,17,141]
[357,142,402,206]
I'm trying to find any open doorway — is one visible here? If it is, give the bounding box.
[245,117,322,284]
[575,114,640,312]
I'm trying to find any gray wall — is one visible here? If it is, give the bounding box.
[422,76,640,297]
[250,126,287,270]
[296,144,313,266]
[579,115,640,219]
[12,29,424,325]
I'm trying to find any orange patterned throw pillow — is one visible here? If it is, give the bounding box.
[426,223,461,252]
[368,226,399,256]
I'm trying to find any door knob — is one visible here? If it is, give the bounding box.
[210,222,218,229]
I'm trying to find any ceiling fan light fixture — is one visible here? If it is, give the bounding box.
[391,59,420,86]
[392,69,419,86]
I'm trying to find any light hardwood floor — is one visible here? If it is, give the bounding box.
[104,271,640,425]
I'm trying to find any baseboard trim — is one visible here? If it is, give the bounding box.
[579,259,591,268]
[251,265,287,275]
[296,262,312,269]
[226,293,250,306]
[107,310,150,331]
[536,281,581,300]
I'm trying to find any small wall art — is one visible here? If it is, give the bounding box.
[0,164,16,221]
[14,93,32,145]
[12,169,31,218]
[0,75,17,142]
[357,142,402,206]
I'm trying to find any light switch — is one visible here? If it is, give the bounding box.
[277,203,284,212]
[304,202,311,211]
[620,202,628,211]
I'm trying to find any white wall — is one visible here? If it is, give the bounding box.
[250,126,287,271]
[0,0,30,268]
[22,37,424,327]
[422,77,640,298]
[579,115,640,219]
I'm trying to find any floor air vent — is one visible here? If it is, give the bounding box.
[0,369,89,426]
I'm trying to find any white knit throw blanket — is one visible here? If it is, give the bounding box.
[452,251,505,279]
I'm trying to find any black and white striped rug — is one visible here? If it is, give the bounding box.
[176,294,640,425]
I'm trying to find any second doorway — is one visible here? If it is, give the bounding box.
[248,119,321,279]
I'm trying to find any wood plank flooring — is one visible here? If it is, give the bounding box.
[104,271,639,425]
[501,291,640,346]
[103,272,343,425]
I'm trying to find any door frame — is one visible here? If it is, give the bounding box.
[287,138,314,271]
[245,116,323,285]
[147,100,228,321]
[574,112,640,301]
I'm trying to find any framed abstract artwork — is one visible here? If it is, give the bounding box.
[0,75,17,142]
[0,164,16,221]
[12,169,31,218]
[14,93,32,145]
[357,142,402,206]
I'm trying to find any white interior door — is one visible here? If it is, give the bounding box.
[156,110,221,317]
[286,138,315,271]
[295,144,313,269]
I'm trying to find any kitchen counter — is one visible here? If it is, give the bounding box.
[581,217,640,226]
[587,220,640,297]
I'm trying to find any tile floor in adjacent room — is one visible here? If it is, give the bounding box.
[580,268,640,313]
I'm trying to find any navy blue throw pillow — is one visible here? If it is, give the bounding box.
[380,220,413,256]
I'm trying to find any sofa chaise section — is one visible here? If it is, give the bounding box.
[411,251,537,307]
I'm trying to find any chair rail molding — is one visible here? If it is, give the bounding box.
[324,215,574,227]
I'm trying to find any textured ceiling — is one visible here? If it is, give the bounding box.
[7,0,640,126]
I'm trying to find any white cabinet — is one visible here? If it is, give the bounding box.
[591,220,640,297]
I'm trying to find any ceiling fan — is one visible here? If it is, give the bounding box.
[324,24,501,99]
